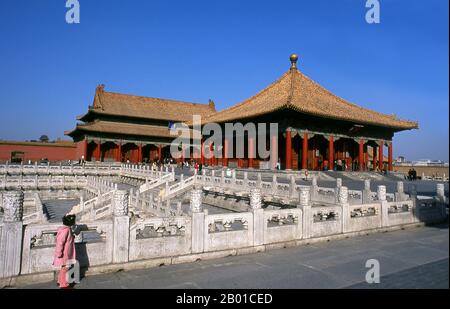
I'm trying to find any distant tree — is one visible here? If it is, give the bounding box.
[39,135,49,143]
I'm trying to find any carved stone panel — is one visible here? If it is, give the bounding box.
[113,190,129,217]
[2,191,24,222]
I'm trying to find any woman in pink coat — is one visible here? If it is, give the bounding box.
[53,214,77,288]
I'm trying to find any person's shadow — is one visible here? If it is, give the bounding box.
[73,224,90,281]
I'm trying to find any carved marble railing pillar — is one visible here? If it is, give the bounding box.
[436,183,446,202]
[79,194,85,212]
[191,186,205,253]
[0,191,24,278]
[334,178,342,203]
[377,185,389,227]
[362,179,371,204]
[298,186,311,239]
[231,169,236,186]
[112,190,130,264]
[289,176,296,199]
[311,175,318,200]
[338,186,349,204]
[271,174,278,195]
[408,184,420,223]
[338,186,350,233]
[436,183,447,219]
[250,188,264,246]
[243,171,249,188]
[395,181,407,202]
[257,173,262,188]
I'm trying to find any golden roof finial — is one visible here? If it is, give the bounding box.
[290,53,298,70]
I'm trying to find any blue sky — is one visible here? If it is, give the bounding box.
[0,0,448,161]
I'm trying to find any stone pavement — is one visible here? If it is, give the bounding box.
[23,223,449,289]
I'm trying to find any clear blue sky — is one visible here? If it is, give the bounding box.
[0,0,448,161]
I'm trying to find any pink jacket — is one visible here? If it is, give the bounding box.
[53,226,76,267]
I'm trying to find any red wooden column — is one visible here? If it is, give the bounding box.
[285,129,292,170]
[312,139,317,170]
[364,145,369,171]
[200,140,204,165]
[301,133,308,170]
[210,143,214,166]
[248,137,255,169]
[378,141,384,171]
[328,136,334,171]
[117,143,122,162]
[181,144,184,164]
[388,142,393,171]
[83,139,88,160]
[358,139,364,171]
[223,138,229,167]
[94,141,101,161]
[372,145,377,171]
[138,144,142,163]
[157,145,162,160]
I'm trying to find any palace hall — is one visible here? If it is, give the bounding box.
[66,54,418,171]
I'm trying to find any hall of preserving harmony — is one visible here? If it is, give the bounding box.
[66,54,418,171]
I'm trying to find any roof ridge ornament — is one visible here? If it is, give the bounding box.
[208,99,215,110]
[93,84,105,110]
[290,53,298,70]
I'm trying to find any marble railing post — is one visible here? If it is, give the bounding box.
[436,183,447,219]
[338,186,350,233]
[362,179,371,203]
[298,186,312,239]
[202,169,206,184]
[165,199,171,216]
[221,170,225,185]
[377,185,389,227]
[436,183,446,203]
[148,192,154,211]
[250,188,264,246]
[289,176,296,199]
[395,181,407,202]
[191,186,205,253]
[79,195,84,212]
[271,174,277,195]
[243,171,248,188]
[112,190,130,264]
[176,201,182,216]
[165,181,170,196]
[311,175,318,200]
[0,191,24,278]
[257,173,262,188]
[334,178,342,203]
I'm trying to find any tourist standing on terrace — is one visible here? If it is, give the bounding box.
[53,214,77,289]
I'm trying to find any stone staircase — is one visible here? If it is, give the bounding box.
[43,199,79,223]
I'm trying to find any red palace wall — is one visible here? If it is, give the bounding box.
[0,141,78,162]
